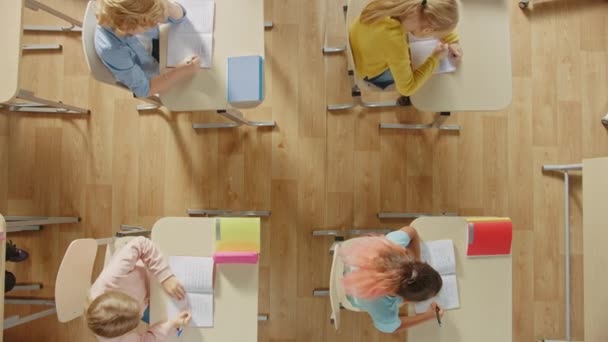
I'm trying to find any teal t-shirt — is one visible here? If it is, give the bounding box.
[347,230,412,333]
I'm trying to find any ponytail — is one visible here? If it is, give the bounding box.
[360,0,460,34]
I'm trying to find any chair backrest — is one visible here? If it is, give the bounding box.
[55,239,99,323]
[82,1,121,86]
[345,0,396,92]
[329,242,361,330]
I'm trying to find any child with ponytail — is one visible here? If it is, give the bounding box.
[340,226,444,333]
[349,0,462,105]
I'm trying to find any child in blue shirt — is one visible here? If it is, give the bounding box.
[95,0,200,98]
[341,227,445,333]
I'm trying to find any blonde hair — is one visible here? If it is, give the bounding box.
[97,0,167,36]
[361,0,459,33]
[86,291,141,338]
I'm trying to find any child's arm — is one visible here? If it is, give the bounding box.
[148,56,200,96]
[386,32,439,96]
[394,303,444,332]
[400,226,421,261]
[93,236,174,290]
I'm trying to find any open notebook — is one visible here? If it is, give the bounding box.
[166,256,215,327]
[409,36,457,74]
[414,240,460,314]
[167,0,215,68]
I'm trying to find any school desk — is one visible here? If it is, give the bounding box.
[0,0,88,114]
[410,0,513,112]
[582,157,608,341]
[158,0,275,129]
[150,217,260,341]
[407,216,512,342]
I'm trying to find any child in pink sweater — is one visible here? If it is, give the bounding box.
[86,236,190,341]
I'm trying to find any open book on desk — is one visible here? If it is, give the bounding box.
[409,36,457,74]
[414,239,460,314]
[166,256,215,327]
[167,0,215,68]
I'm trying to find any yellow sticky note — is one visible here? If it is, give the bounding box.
[215,217,260,252]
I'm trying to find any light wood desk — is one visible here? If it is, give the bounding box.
[0,0,88,114]
[410,0,512,112]
[583,157,608,342]
[158,0,275,129]
[407,217,512,342]
[150,217,259,341]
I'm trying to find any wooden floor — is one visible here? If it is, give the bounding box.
[1,0,608,341]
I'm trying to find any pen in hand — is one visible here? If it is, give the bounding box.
[435,305,442,327]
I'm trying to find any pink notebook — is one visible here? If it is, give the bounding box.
[213,252,259,264]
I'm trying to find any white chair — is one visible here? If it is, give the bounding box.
[324,0,461,131]
[82,1,162,111]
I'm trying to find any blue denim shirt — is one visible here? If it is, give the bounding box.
[94,5,187,97]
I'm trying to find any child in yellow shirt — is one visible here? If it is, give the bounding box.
[349,0,463,105]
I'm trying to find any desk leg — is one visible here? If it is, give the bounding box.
[187,209,271,217]
[24,0,83,33]
[6,89,89,115]
[541,163,582,342]
[5,215,80,231]
[379,112,461,131]
[376,212,458,219]
[22,44,62,51]
[192,109,276,129]
[264,21,274,29]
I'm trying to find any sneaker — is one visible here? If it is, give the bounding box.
[5,271,16,292]
[602,113,608,126]
[397,96,411,106]
[6,241,29,262]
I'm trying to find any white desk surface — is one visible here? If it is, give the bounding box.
[158,0,265,112]
[407,217,512,342]
[0,0,24,103]
[150,217,259,342]
[410,0,512,112]
[583,157,608,341]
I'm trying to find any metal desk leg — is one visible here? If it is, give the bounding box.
[135,94,162,112]
[7,90,89,115]
[541,163,583,342]
[22,44,62,51]
[192,109,276,129]
[3,299,57,329]
[264,21,273,29]
[24,0,83,33]
[380,112,461,131]
[188,209,271,217]
[5,216,80,232]
[376,212,458,219]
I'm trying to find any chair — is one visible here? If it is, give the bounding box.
[324,0,461,131]
[82,1,162,112]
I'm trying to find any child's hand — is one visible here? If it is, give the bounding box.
[448,43,463,63]
[162,276,186,300]
[432,43,449,60]
[172,311,192,328]
[182,55,201,74]
[426,302,444,319]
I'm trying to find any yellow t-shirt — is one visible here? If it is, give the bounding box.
[349,16,459,96]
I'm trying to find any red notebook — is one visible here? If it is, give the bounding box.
[467,220,512,256]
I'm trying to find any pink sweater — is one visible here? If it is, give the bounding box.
[89,236,175,342]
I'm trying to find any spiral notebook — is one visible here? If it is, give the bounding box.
[167,0,215,68]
